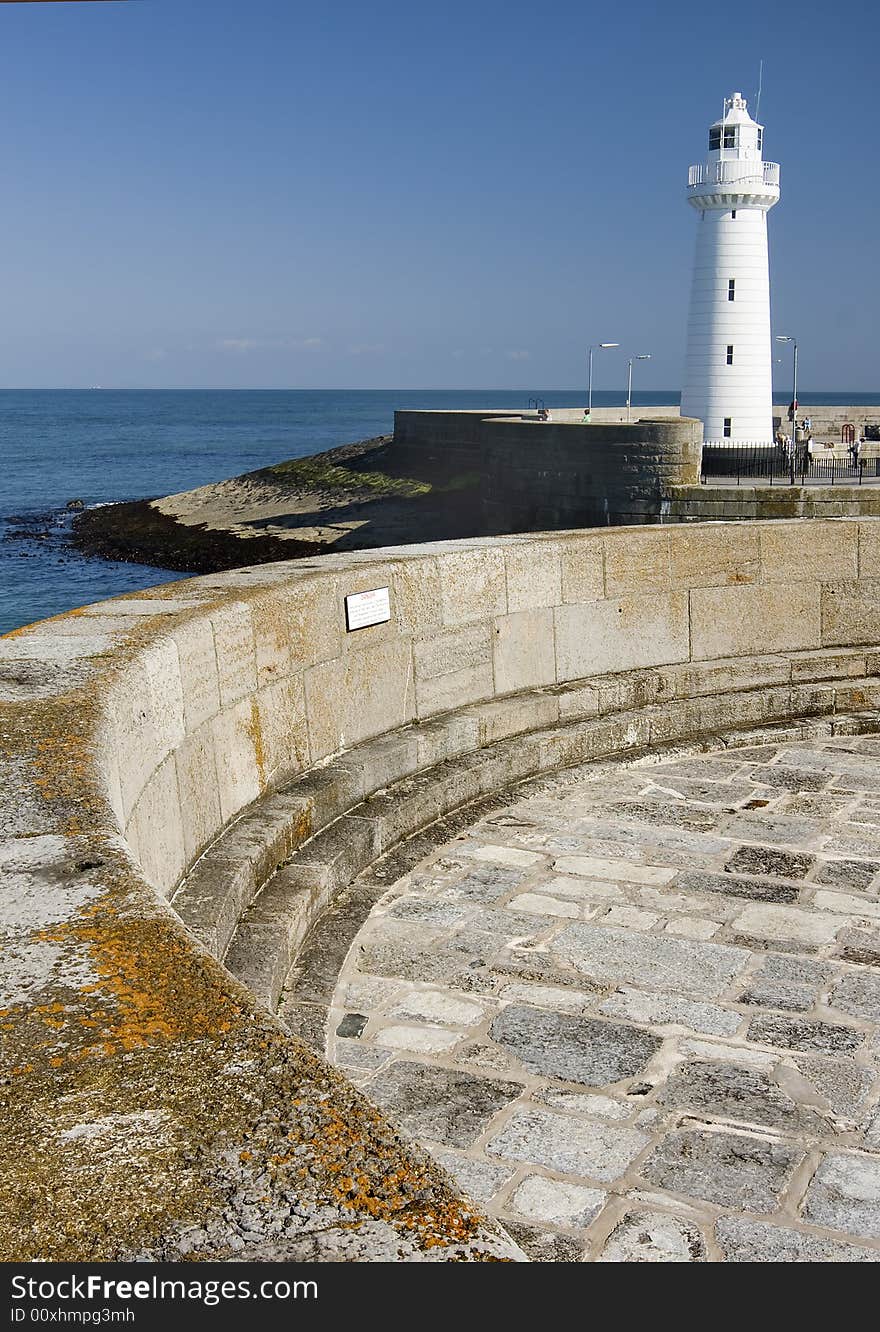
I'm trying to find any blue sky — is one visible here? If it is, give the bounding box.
[0,0,876,391]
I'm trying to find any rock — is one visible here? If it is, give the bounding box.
[66,498,85,511]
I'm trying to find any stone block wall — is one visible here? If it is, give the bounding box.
[393,409,703,530]
[6,517,880,1260]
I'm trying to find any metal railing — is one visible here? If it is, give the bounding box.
[688,161,780,188]
[701,443,880,486]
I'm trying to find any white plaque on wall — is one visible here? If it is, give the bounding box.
[345,586,391,632]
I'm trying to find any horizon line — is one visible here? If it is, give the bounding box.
[0,387,875,395]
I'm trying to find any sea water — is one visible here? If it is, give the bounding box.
[1,388,875,635]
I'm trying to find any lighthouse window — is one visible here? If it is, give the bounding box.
[723,126,738,148]
[723,418,732,438]
[731,209,737,219]
[726,345,734,365]
[709,127,721,150]
[728,279,736,301]
[757,128,763,151]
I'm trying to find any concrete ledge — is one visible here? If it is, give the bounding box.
[5,517,880,1260]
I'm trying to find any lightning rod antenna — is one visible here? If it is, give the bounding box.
[755,58,764,119]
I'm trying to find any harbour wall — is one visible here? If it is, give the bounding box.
[394,407,880,529]
[6,519,880,1258]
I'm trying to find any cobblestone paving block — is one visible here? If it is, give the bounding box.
[509,1176,606,1228]
[739,980,817,1012]
[652,758,755,780]
[746,1014,864,1054]
[335,1012,368,1038]
[553,923,750,999]
[675,869,800,905]
[608,800,721,832]
[564,824,732,864]
[489,1005,661,1086]
[864,1107,880,1150]
[752,953,834,991]
[665,917,719,940]
[486,1107,649,1182]
[603,905,661,930]
[510,892,582,919]
[458,843,545,868]
[552,854,675,885]
[656,1060,826,1134]
[790,1054,874,1120]
[824,829,880,858]
[750,766,832,792]
[498,981,604,1014]
[597,1209,708,1262]
[432,863,531,903]
[389,988,488,1027]
[502,1222,585,1263]
[534,874,626,903]
[598,987,741,1037]
[386,898,475,926]
[813,889,880,920]
[720,811,828,849]
[715,1215,880,1262]
[802,1153,880,1239]
[640,1129,803,1213]
[333,1039,391,1072]
[724,845,816,879]
[537,1088,633,1120]
[368,1061,523,1149]
[340,974,403,1011]
[836,928,880,965]
[429,1149,514,1204]
[677,1038,776,1070]
[640,776,758,805]
[357,917,536,985]
[829,972,880,1021]
[731,903,842,948]
[374,1025,462,1054]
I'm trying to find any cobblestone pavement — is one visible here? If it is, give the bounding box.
[326,727,880,1261]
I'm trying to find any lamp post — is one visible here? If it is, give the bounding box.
[777,335,798,480]
[776,334,798,430]
[626,354,652,422]
[588,342,619,415]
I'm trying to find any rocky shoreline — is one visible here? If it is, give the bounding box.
[73,496,321,573]
[72,432,486,574]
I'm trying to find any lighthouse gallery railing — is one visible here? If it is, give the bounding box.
[688,161,780,188]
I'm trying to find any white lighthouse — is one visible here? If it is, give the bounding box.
[681,93,780,446]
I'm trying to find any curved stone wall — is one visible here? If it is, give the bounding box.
[4,517,880,1261]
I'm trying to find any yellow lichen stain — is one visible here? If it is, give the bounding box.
[37,893,246,1062]
[288,1099,486,1249]
[246,698,267,787]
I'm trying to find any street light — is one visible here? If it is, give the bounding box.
[626,354,652,422]
[588,343,619,415]
[776,335,798,431]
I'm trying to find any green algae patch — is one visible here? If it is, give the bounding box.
[266,456,431,497]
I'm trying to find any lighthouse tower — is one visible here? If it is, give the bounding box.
[681,93,780,446]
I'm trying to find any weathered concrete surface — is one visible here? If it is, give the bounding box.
[327,729,880,1260]
[5,518,880,1260]
[669,485,880,524]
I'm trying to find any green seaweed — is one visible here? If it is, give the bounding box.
[266,457,431,496]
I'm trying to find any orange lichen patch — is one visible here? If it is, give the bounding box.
[287,1096,487,1249]
[37,893,247,1060]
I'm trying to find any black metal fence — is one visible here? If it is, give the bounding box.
[701,444,880,486]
